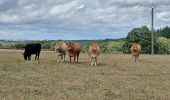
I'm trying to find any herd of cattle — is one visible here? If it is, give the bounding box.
[22,41,141,66]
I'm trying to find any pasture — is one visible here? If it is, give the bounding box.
[0,49,170,100]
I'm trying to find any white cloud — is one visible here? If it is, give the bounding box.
[49,0,79,17]
[0,0,170,40]
[156,12,167,19]
[0,0,6,4]
[0,14,19,23]
[78,5,85,9]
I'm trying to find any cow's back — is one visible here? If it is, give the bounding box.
[88,43,100,56]
[56,42,68,53]
[25,43,41,54]
[69,43,81,54]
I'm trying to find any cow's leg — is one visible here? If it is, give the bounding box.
[91,57,94,66]
[135,55,137,62]
[91,62,93,66]
[35,54,37,60]
[95,58,97,64]
[94,58,97,66]
[74,56,76,63]
[91,58,94,66]
[61,55,63,60]
[137,54,140,61]
[94,62,97,66]
[37,53,40,60]
[70,56,72,63]
[138,54,140,61]
[28,55,31,60]
[95,58,98,66]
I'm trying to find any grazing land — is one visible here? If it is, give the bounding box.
[0,49,170,100]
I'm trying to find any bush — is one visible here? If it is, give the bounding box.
[157,26,170,38]
[14,43,26,49]
[122,26,154,54]
[155,37,170,54]
[0,43,3,48]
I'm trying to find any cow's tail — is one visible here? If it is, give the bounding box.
[92,48,96,54]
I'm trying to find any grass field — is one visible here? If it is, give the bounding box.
[0,49,170,100]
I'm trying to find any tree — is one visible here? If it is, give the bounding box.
[155,37,170,54]
[0,43,3,48]
[122,26,153,54]
[157,26,170,38]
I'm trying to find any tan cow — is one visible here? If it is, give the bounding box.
[66,42,81,63]
[88,43,100,66]
[55,41,68,62]
[130,43,141,62]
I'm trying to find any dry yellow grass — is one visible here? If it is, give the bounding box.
[0,50,170,100]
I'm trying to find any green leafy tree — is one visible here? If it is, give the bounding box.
[0,43,3,48]
[81,42,89,53]
[14,43,26,49]
[122,26,153,54]
[157,26,170,38]
[155,37,170,54]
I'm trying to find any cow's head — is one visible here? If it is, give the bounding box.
[66,42,74,56]
[66,42,70,47]
[55,42,64,55]
[56,48,61,53]
[22,52,27,60]
[66,42,71,51]
[132,44,139,52]
[55,42,61,52]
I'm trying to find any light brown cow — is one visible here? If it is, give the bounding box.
[66,42,81,63]
[55,41,68,62]
[88,43,100,66]
[130,43,141,62]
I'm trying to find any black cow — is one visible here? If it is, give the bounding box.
[22,43,41,60]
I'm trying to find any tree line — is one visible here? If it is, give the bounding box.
[122,26,170,54]
[0,39,124,54]
[0,26,170,54]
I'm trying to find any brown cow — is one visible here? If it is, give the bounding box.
[88,43,100,66]
[66,42,81,63]
[55,41,68,62]
[130,43,141,62]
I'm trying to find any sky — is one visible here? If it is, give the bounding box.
[0,0,170,40]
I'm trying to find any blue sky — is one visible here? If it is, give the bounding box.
[0,0,170,40]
